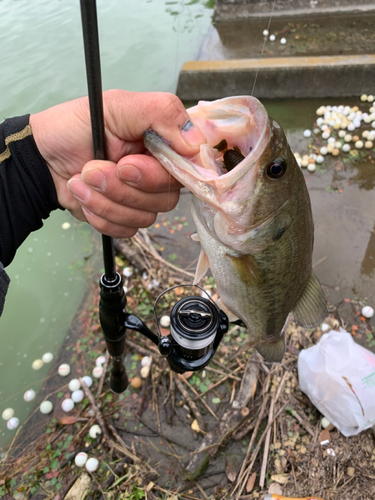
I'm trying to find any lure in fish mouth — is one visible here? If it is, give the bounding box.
[144,96,326,362]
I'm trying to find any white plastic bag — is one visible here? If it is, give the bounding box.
[298,327,375,436]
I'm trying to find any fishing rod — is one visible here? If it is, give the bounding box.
[79,0,229,393]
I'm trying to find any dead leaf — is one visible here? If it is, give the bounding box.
[319,429,331,445]
[268,482,283,495]
[246,472,257,493]
[271,474,289,485]
[59,415,79,425]
[191,419,200,433]
[183,371,194,380]
[225,455,241,482]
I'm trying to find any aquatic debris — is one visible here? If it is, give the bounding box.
[141,356,152,367]
[95,355,106,366]
[362,305,374,318]
[160,315,170,328]
[92,366,103,378]
[140,365,150,379]
[2,408,14,420]
[32,359,44,370]
[23,389,36,402]
[42,352,53,363]
[61,398,75,412]
[7,417,19,430]
[82,375,93,387]
[58,363,71,376]
[89,424,102,439]
[280,37,287,44]
[85,457,99,472]
[61,222,71,230]
[75,452,88,467]
[40,400,53,414]
[321,416,331,429]
[71,390,84,403]
[69,378,81,391]
[130,377,142,389]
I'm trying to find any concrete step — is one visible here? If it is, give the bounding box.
[176,54,375,100]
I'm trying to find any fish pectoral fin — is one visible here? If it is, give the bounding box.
[292,271,327,328]
[190,233,200,242]
[216,298,240,323]
[227,253,264,285]
[193,249,210,285]
[255,336,285,362]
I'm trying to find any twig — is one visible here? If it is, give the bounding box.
[177,373,218,421]
[205,365,241,382]
[235,401,289,499]
[96,350,110,398]
[259,393,275,488]
[79,378,112,444]
[313,255,327,269]
[175,374,207,432]
[193,366,242,402]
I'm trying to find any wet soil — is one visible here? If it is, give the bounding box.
[199,12,375,60]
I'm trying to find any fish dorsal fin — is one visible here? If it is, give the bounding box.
[193,249,210,285]
[190,233,200,242]
[227,253,264,285]
[292,271,327,328]
[255,336,285,362]
[216,297,240,323]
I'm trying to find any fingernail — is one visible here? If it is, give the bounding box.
[82,168,106,191]
[117,165,142,185]
[67,178,91,202]
[181,119,206,148]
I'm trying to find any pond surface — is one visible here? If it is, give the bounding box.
[0,0,214,448]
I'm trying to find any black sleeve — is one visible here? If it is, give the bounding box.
[0,114,63,267]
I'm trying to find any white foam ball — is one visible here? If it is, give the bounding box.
[303,129,312,138]
[365,140,373,149]
[334,141,342,149]
[362,306,374,318]
[85,457,99,472]
[40,401,53,414]
[280,37,286,44]
[89,424,102,439]
[122,267,133,277]
[95,355,106,366]
[82,376,93,387]
[316,117,324,126]
[344,134,352,142]
[338,130,346,138]
[69,379,81,392]
[71,390,84,403]
[160,315,170,328]
[269,34,276,41]
[92,366,103,379]
[61,398,74,412]
[321,417,331,429]
[7,417,20,430]
[24,390,36,402]
[342,144,351,152]
[372,121,375,128]
[140,366,150,379]
[322,131,330,140]
[320,146,328,155]
[141,356,152,367]
[42,352,53,363]
[32,359,44,370]
[307,163,316,172]
[58,364,71,377]
[316,155,324,164]
[321,323,330,332]
[263,29,269,36]
[2,408,14,420]
[355,140,364,149]
[360,94,368,102]
[347,123,355,131]
[75,452,88,467]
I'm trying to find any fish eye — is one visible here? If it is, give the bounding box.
[266,157,287,180]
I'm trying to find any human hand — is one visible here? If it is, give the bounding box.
[29,90,205,237]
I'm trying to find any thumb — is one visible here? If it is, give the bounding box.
[103,90,206,156]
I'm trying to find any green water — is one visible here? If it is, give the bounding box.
[0,0,214,447]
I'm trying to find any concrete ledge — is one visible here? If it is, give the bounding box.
[176,54,375,101]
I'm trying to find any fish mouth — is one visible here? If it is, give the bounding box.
[144,96,270,198]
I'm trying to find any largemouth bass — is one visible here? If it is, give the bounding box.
[144,96,326,362]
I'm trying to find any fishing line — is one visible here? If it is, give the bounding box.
[251,0,278,96]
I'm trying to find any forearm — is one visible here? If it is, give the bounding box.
[0,115,62,267]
